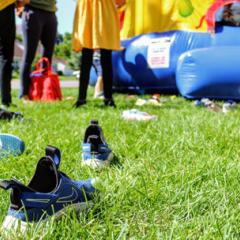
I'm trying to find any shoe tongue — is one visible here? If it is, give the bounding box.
[87,135,101,152]
[28,156,59,193]
[87,135,100,143]
[45,145,61,169]
[90,120,99,125]
[84,120,105,145]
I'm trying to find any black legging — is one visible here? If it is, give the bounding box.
[20,6,57,97]
[0,4,15,106]
[78,48,113,101]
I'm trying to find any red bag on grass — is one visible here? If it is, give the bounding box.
[29,57,62,101]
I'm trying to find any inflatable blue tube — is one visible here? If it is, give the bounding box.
[112,31,210,93]
[176,46,240,100]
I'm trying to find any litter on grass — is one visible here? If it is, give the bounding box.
[222,101,237,113]
[122,109,157,121]
[194,98,237,113]
[135,94,162,106]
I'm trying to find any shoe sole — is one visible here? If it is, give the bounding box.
[82,152,114,169]
[1,201,93,236]
[0,134,25,159]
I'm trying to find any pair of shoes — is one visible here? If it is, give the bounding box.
[0,108,23,121]
[0,146,96,234]
[104,99,116,108]
[82,120,113,169]
[74,99,116,108]
[0,134,25,160]
[74,100,87,108]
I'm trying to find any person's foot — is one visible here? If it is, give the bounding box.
[74,100,87,108]
[21,95,32,105]
[104,99,116,108]
[1,103,18,109]
[0,105,8,110]
[1,100,12,108]
[21,95,30,100]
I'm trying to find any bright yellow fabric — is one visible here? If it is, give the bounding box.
[0,0,15,11]
[121,0,215,39]
[72,0,121,52]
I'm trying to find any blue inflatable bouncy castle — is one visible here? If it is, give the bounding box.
[90,31,211,94]
[111,31,210,93]
[90,0,240,99]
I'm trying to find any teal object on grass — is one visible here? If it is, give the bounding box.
[0,134,25,159]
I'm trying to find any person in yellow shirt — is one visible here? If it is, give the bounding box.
[72,0,125,108]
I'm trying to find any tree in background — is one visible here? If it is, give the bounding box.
[54,32,71,59]
[54,32,81,70]
[16,34,23,42]
[68,52,81,70]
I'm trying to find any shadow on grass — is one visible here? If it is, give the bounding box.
[110,155,123,169]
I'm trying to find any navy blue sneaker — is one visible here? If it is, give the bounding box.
[0,146,96,232]
[0,134,25,160]
[82,120,113,169]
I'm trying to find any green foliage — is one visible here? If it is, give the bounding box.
[54,32,80,70]
[54,33,72,59]
[68,51,81,70]
[2,91,240,239]
[16,34,23,42]
[31,54,41,71]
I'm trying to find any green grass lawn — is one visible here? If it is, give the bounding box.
[59,75,76,81]
[12,75,76,81]
[1,88,240,239]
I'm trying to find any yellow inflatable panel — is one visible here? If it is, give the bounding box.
[121,0,215,39]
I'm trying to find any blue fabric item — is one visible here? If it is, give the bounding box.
[89,67,98,86]
[6,174,95,222]
[0,134,25,159]
[176,46,240,100]
[92,51,102,77]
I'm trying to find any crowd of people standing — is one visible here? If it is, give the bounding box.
[0,0,126,108]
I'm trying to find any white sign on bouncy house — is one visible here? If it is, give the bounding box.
[147,37,171,69]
